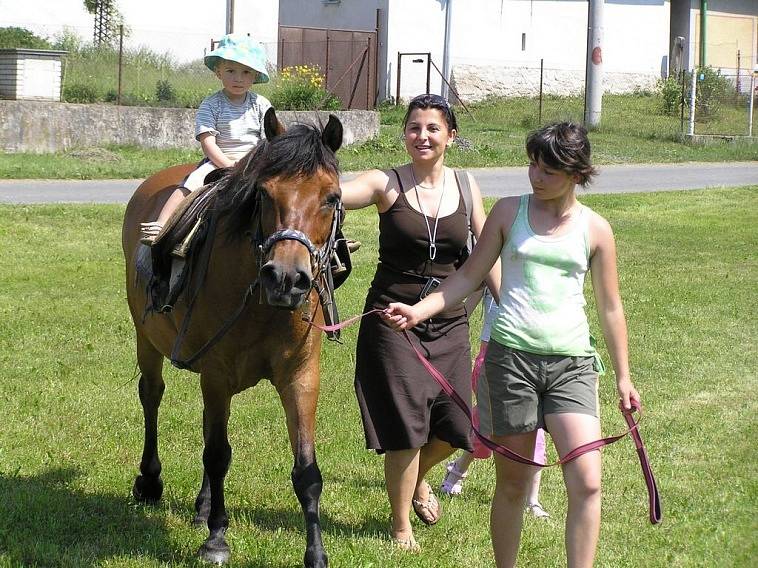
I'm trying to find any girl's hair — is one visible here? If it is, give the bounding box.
[402,93,458,132]
[526,122,597,186]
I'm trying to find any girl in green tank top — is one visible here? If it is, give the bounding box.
[384,122,641,568]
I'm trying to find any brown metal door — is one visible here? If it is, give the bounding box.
[278,25,377,110]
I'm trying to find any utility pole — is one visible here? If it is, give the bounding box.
[226,0,235,34]
[584,0,604,129]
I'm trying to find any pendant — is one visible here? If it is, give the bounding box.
[429,243,437,261]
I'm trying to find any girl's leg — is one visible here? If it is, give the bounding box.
[384,448,421,545]
[491,431,537,568]
[453,450,476,474]
[544,413,602,568]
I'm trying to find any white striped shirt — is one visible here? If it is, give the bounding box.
[195,90,272,160]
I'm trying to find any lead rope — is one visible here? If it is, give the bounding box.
[309,308,662,524]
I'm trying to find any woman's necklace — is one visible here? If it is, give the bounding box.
[410,166,446,261]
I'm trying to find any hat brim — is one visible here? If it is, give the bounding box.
[204,54,269,84]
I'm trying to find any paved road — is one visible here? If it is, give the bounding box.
[0,161,755,204]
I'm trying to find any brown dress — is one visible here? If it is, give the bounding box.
[354,170,474,452]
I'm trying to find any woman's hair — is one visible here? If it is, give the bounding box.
[402,93,458,132]
[526,122,597,186]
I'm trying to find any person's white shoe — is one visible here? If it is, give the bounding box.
[525,502,550,519]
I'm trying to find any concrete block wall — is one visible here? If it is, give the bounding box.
[0,100,380,153]
[451,64,660,102]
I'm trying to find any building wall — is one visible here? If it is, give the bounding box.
[449,0,670,101]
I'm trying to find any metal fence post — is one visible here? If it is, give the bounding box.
[538,58,544,124]
[749,73,755,137]
[688,69,697,136]
[117,24,123,106]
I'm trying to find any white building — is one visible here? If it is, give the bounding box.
[0,0,280,64]
[279,0,758,103]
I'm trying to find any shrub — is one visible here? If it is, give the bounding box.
[675,67,735,120]
[269,65,342,111]
[63,83,98,103]
[0,27,52,50]
[658,75,683,116]
[156,80,176,102]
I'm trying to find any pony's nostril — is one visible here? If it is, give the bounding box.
[294,270,312,291]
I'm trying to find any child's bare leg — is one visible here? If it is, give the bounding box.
[526,468,543,504]
[453,450,476,474]
[491,431,536,568]
[545,413,602,568]
[155,186,190,226]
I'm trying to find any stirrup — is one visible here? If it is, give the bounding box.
[139,221,164,246]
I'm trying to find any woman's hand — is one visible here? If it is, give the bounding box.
[616,376,641,412]
[381,303,422,330]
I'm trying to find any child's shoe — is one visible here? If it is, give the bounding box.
[139,221,164,246]
[439,460,468,496]
[525,502,550,519]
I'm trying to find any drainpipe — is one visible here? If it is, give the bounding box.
[226,0,234,34]
[584,0,604,129]
[699,0,707,67]
[441,0,453,99]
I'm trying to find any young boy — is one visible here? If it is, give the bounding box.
[383,122,641,567]
[140,33,272,244]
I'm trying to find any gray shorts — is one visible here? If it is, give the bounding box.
[477,341,599,435]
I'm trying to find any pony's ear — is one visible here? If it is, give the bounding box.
[264,107,286,139]
[323,114,343,153]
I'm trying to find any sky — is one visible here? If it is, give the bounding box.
[0,0,278,63]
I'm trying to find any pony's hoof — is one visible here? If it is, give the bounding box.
[198,536,230,565]
[304,548,328,568]
[132,475,163,503]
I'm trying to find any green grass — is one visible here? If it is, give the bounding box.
[0,188,756,566]
[1,94,756,180]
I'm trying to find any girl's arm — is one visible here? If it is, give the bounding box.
[589,213,640,411]
[384,197,517,329]
[467,172,502,303]
[199,133,235,169]
[340,169,391,210]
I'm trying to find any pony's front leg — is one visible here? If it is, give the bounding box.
[197,377,232,565]
[277,373,328,568]
[132,333,165,503]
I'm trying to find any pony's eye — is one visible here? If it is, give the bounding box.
[323,193,340,209]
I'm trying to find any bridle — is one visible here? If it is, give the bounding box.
[169,183,343,370]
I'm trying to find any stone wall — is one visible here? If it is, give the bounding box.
[451,64,660,102]
[0,100,380,153]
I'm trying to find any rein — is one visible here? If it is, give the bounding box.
[310,308,662,525]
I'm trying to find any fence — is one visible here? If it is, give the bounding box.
[686,71,756,137]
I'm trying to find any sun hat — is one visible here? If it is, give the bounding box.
[204,33,270,84]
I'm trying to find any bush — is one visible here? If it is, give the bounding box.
[0,27,52,50]
[658,75,683,116]
[156,79,176,102]
[63,83,98,103]
[674,67,735,120]
[269,65,342,111]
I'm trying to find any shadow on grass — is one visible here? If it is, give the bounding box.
[0,467,176,565]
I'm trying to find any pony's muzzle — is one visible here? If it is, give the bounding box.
[259,261,313,309]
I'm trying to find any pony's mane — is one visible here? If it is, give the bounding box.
[214,123,340,238]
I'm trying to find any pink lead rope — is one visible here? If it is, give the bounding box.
[310,309,662,524]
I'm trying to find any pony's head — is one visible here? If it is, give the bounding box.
[215,108,343,309]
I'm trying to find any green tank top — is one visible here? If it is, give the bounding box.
[490,195,598,359]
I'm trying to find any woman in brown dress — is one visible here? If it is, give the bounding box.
[341,94,497,551]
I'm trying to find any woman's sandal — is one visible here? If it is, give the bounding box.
[412,481,441,525]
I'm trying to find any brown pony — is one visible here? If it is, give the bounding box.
[122,108,342,567]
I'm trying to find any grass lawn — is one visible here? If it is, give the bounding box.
[0,188,756,566]
[1,94,756,180]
